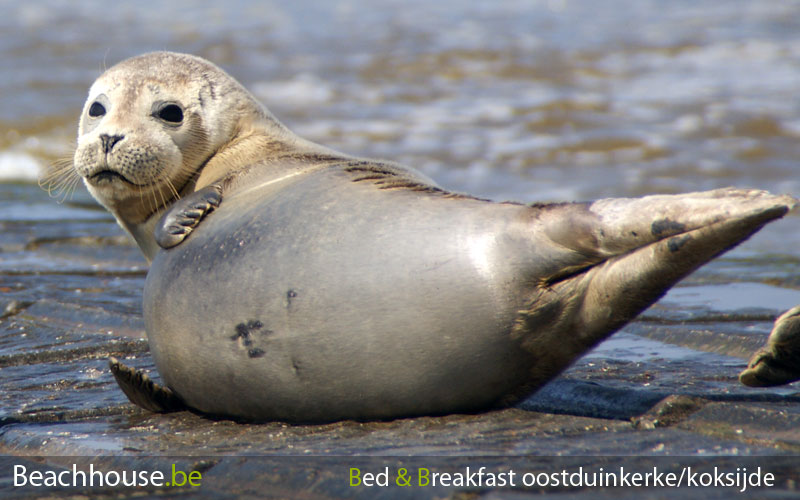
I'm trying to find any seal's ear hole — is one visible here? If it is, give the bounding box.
[158,104,184,124]
[88,102,106,117]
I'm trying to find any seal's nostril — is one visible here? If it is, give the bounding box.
[99,134,124,154]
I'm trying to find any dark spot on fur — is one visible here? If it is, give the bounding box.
[231,323,250,341]
[631,231,638,237]
[667,235,692,253]
[201,73,217,100]
[232,320,268,348]
[287,289,298,307]
[248,348,265,358]
[651,219,686,237]
[292,358,301,373]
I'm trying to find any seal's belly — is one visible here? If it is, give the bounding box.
[144,172,537,421]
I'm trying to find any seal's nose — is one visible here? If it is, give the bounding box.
[99,134,124,154]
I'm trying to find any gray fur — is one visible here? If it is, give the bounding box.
[146,174,794,421]
[70,52,797,422]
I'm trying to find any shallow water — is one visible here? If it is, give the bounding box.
[1,0,800,459]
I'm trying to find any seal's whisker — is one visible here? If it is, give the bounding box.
[154,174,171,212]
[140,173,156,217]
[164,176,180,202]
[175,162,203,191]
[137,184,146,217]
[61,175,82,202]
[156,184,167,213]
[149,184,159,216]
[39,156,81,203]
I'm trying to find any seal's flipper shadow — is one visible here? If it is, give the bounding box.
[109,357,186,413]
[517,379,668,420]
[740,306,800,387]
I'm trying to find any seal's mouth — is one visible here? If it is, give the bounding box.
[88,170,134,185]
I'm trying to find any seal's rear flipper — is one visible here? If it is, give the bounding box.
[109,357,186,413]
[509,189,798,393]
[740,306,800,387]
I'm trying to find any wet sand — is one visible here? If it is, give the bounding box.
[3,183,800,498]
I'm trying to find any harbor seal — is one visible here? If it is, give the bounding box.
[740,306,800,387]
[54,51,798,422]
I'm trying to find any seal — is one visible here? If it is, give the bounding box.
[50,51,798,422]
[740,306,800,387]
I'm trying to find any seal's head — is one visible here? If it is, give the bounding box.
[72,51,273,223]
[42,51,338,260]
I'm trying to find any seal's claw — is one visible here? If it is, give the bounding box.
[155,184,222,249]
[109,357,185,413]
[740,305,800,387]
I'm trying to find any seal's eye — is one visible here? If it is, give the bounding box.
[158,104,184,123]
[88,102,106,117]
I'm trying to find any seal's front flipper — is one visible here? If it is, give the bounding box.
[109,357,185,413]
[155,184,222,249]
[740,306,800,387]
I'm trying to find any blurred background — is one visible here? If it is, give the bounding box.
[3,0,800,201]
[1,1,800,384]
